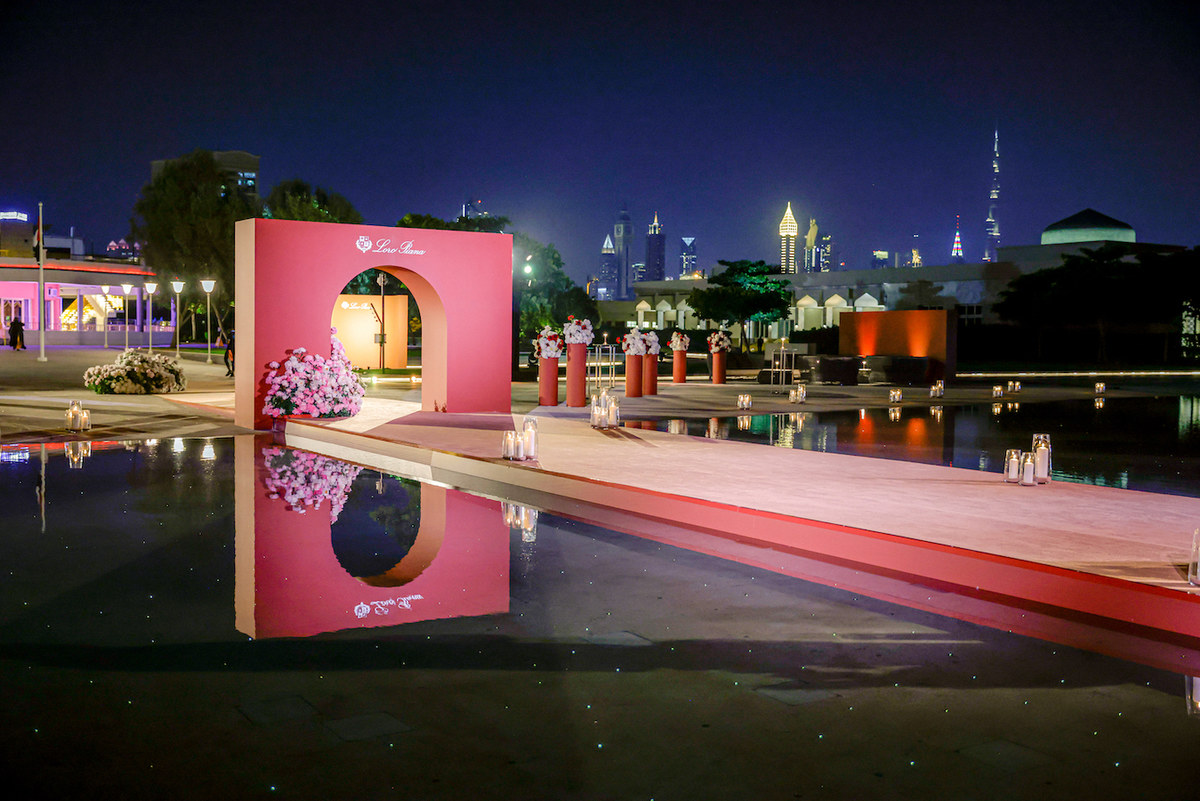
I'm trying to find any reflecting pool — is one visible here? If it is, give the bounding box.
[3,436,1200,799]
[634,395,1200,498]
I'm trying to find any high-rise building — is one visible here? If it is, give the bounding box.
[983,128,1000,262]
[630,262,648,283]
[951,215,964,263]
[803,218,821,273]
[151,150,260,201]
[613,205,634,299]
[818,234,834,272]
[678,237,697,277]
[779,202,798,273]
[644,213,666,281]
[595,234,619,300]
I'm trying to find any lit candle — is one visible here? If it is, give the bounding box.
[1019,451,1037,485]
[1095,382,1105,394]
[607,399,619,427]
[796,385,806,403]
[1004,448,1021,482]
[502,431,515,459]
[992,385,1004,398]
[79,409,91,430]
[1034,442,1051,483]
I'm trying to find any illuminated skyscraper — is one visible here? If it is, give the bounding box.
[613,205,634,299]
[595,234,619,300]
[983,128,1000,262]
[779,202,798,273]
[951,215,964,263]
[644,212,665,281]
[678,237,697,277]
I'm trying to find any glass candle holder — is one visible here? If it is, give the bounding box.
[1012,380,1021,393]
[1004,448,1021,482]
[1095,382,1106,394]
[1033,436,1051,483]
[796,385,806,403]
[522,418,538,460]
[501,431,516,459]
[1019,451,1037,485]
[1188,527,1200,587]
[992,385,1004,398]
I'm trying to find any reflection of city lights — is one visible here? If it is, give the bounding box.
[172,438,185,453]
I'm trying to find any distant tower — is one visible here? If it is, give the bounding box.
[779,202,798,273]
[613,205,634,299]
[907,233,922,268]
[644,212,666,281]
[951,215,964,263]
[983,128,1000,262]
[678,236,697,277]
[596,234,619,300]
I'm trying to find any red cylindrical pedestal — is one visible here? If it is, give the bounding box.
[566,343,587,407]
[711,350,726,384]
[642,352,658,395]
[672,349,687,383]
[538,357,559,406]
[624,354,643,397]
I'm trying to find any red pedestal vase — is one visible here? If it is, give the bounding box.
[642,352,659,395]
[672,349,687,383]
[566,343,587,407]
[711,350,727,384]
[538,357,559,406]
[624,353,643,398]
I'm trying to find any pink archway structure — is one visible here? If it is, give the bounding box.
[234,218,513,430]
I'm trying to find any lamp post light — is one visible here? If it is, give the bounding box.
[170,279,184,360]
[120,283,133,350]
[100,285,110,350]
[376,272,388,370]
[144,282,158,354]
[201,279,215,364]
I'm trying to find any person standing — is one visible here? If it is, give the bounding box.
[223,329,234,376]
[8,313,25,350]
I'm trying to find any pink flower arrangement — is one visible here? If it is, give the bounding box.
[261,446,362,522]
[669,331,690,351]
[621,328,647,355]
[563,315,594,345]
[262,328,366,418]
[707,330,732,353]
[643,330,660,355]
[534,326,563,359]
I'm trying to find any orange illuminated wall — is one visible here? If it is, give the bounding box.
[330,293,408,370]
[839,309,957,380]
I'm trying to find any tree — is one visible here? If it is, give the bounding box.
[396,212,510,234]
[264,179,363,224]
[130,150,259,335]
[687,259,791,348]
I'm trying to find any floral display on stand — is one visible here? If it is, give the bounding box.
[643,330,660,355]
[707,330,732,353]
[669,332,690,351]
[83,349,187,394]
[563,316,594,345]
[262,328,366,418]
[261,446,362,523]
[534,326,563,359]
[621,328,647,355]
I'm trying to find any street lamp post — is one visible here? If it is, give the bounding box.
[170,280,184,360]
[120,283,133,350]
[144,282,158,354]
[100,285,110,349]
[201,279,215,364]
[376,272,388,370]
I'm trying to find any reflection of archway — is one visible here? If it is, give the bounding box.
[235,219,512,430]
[234,438,509,639]
[331,472,446,587]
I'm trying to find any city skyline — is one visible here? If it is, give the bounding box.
[3,1,1197,288]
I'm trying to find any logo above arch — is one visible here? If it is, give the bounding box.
[235,218,513,430]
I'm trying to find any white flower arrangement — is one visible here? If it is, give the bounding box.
[562,315,594,345]
[621,328,647,355]
[669,331,690,351]
[643,330,660,355]
[534,326,563,359]
[707,330,732,353]
[83,349,187,394]
[262,328,366,418]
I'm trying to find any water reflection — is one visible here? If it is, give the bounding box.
[647,396,1200,497]
[234,438,509,639]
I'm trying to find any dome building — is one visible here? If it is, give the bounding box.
[1041,208,1136,245]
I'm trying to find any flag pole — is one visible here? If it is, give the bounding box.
[37,202,47,362]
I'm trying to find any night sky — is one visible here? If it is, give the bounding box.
[3,0,1197,286]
